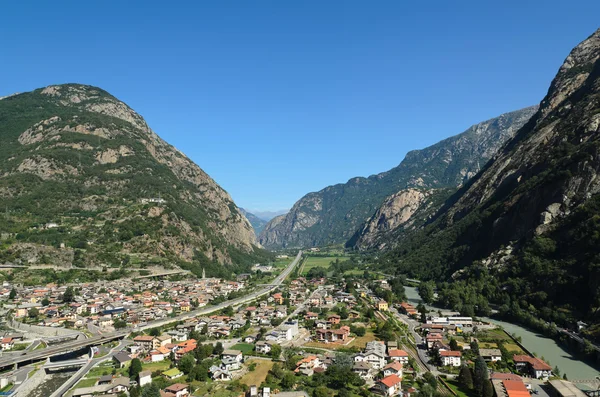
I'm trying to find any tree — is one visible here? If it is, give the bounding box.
[270,363,284,379]
[419,281,435,304]
[141,383,161,397]
[314,386,329,397]
[63,286,75,303]
[114,319,127,329]
[28,307,39,318]
[423,372,437,389]
[214,342,224,357]
[130,386,141,397]
[41,297,50,306]
[458,366,474,390]
[223,305,234,317]
[9,288,16,300]
[417,303,427,323]
[553,365,561,377]
[473,356,489,397]
[470,340,480,356]
[270,343,282,359]
[449,338,459,351]
[281,371,296,389]
[483,380,494,397]
[148,328,160,337]
[129,358,143,379]
[338,390,352,397]
[178,353,196,374]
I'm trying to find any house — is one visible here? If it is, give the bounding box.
[440,351,462,367]
[71,377,129,397]
[221,356,241,371]
[210,366,232,381]
[222,349,243,362]
[513,355,552,379]
[149,349,166,362]
[0,337,14,350]
[112,352,132,368]
[387,349,409,364]
[97,374,113,385]
[378,374,402,396]
[162,368,184,380]
[480,348,502,362]
[378,301,389,311]
[426,333,443,349]
[244,334,258,343]
[304,312,319,321]
[400,302,418,316]
[255,341,273,354]
[352,361,373,379]
[327,314,341,324]
[383,361,403,378]
[134,335,155,351]
[138,370,152,387]
[295,355,321,376]
[164,383,190,397]
[315,326,350,343]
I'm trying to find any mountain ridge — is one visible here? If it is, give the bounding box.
[0,83,269,277]
[259,106,538,249]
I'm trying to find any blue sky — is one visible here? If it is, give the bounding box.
[2,1,599,212]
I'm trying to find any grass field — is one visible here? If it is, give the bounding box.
[239,359,274,387]
[303,330,378,350]
[446,380,476,397]
[74,378,98,388]
[504,343,526,354]
[300,256,343,275]
[273,258,291,268]
[142,360,172,371]
[230,343,255,355]
[348,330,378,349]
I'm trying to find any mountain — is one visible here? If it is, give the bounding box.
[382,28,600,334]
[0,84,270,278]
[239,208,268,234]
[259,106,538,249]
[249,209,289,221]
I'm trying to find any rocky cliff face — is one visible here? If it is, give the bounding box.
[259,106,537,249]
[0,84,262,273]
[382,28,600,329]
[349,188,454,250]
[444,28,600,247]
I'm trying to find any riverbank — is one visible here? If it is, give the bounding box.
[404,286,599,380]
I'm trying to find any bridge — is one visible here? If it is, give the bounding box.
[132,269,192,279]
[0,331,126,369]
[44,357,89,370]
[43,334,80,345]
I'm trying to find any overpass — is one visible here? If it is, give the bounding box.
[0,331,126,370]
[0,251,302,369]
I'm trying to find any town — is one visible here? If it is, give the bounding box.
[0,252,593,397]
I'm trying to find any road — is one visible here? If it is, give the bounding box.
[0,252,302,375]
[389,306,434,373]
[48,339,131,397]
[135,250,303,331]
[0,331,127,369]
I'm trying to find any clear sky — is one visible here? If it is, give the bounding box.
[2,1,599,212]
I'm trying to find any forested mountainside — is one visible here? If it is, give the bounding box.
[240,208,268,235]
[381,28,600,337]
[0,84,271,278]
[259,106,537,249]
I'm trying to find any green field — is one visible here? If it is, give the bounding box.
[230,343,255,355]
[300,256,344,275]
[446,380,476,397]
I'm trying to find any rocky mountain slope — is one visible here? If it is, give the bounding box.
[383,28,600,333]
[0,84,268,277]
[259,106,537,248]
[240,208,268,235]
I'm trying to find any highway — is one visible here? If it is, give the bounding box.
[135,250,302,331]
[0,251,302,371]
[0,332,127,369]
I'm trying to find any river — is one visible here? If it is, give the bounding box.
[404,286,599,380]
